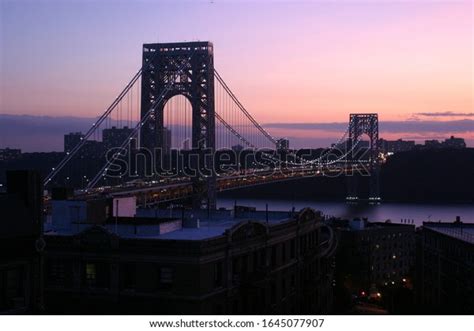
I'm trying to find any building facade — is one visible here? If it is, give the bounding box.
[64,132,84,153]
[44,207,337,314]
[0,171,44,314]
[423,136,466,150]
[378,139,415,154]
[102,126,135,151]
[416,221,474,314]
[276,138,290,151]
[0,148,22,161]
[334,219,415,297]
[443,136,466,149]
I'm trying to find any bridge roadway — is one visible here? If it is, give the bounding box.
[74,164,368,206]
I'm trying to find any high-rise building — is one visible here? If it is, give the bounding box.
[423,137,467,150]
[182,138,190,151]
[0,171,44,313]
[64,132,84,153]
[378,139,415,154]
[0,148,22,161]
[416,219,474,313]
[333,219,415,301]
[231,144,244,153]
[64,132,104,159]
[276,138,290,151]
[102,126,135,151]
[162,127,171,155]
[443,136,466,149]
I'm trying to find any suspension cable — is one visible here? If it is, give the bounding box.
[86,51,196,189]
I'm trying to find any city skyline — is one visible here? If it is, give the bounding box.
[0,113,472,152]
[1,0,473,150]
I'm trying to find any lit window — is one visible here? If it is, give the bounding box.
[160,267,173,284]
[85,263,96,285]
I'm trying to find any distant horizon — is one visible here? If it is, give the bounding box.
[0,113,472,152]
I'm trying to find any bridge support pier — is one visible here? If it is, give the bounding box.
[368,164,381,202]
[346,174,359,202]
[345,113,381,203]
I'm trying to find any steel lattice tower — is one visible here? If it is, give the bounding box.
[140,42,216,210]
[346,113,380,201]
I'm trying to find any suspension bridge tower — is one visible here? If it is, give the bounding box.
[346,113,381,202]
[140,42,216,210]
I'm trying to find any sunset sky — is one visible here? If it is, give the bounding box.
[1,0,473,150]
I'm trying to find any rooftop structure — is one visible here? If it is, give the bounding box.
[422,219,474,244]
[46,198,305,241]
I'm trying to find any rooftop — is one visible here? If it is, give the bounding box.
[333,218,415,232]
[423,222,474,244]
[45,208,300,241]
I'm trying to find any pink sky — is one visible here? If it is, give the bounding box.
[1,0,472,148]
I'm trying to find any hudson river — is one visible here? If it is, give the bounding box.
[217,198,474,227]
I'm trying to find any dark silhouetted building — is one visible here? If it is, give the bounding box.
[334,219,415,300]
[81,141,104,159]
[44,204,337,314]
[64,132,84,153]
[416,220,474,314]
[0,171,44,313]
[163,127,171,155]
[378,139,415,154]
[0,148,22,161]
[423,136,466,150]
[102,126,135,151]
[231,144,244,153]
[424,140,442,149]
[443,136,466,149]
[276,138,290,151]
[64,132,103,159]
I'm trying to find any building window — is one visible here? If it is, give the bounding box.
[233,299,239,313]
[83,262,109,288]
[253,251,259,271]
[85,263,97,286]
[159,267,173,284]
[214,262,223,287]
[0,268,25,311]
[281,278,287,298]
[47,260,71,287]
[290,239,296,259]
[271,245,277,267]
[271,282,277,304]
[232,257,240,275]
[213,303,223,314]
[290,273,296,289]
[260,249,266,266]
[242,255,248,274]
[120,263,136,290]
